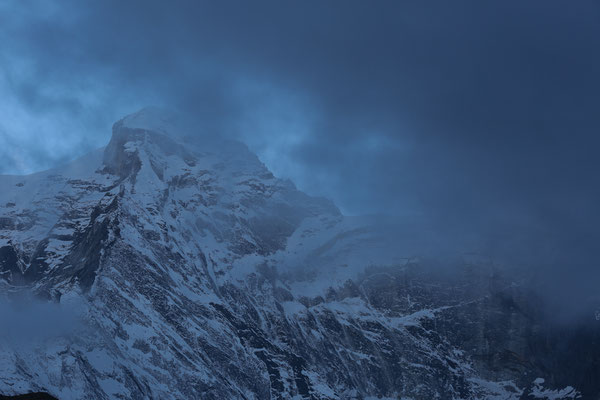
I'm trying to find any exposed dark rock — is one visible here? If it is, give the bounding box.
[0,393,58,400]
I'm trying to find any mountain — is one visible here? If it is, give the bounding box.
[0,108,596,399]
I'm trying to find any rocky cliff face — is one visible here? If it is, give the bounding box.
[0,109,596,399]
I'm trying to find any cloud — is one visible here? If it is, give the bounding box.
[1,0,599,316]
[0,297,85,344]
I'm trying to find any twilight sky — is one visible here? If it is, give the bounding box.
[1,1,600,311]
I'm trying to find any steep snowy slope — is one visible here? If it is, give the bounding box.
[0,109,590,399]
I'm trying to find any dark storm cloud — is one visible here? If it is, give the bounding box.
[1,0,600,316]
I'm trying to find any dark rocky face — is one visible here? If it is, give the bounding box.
[0,393,58,400]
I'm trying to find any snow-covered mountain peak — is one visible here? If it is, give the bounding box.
[0,110,590,400]
[118,106,177,134]
[104,108,265,177]
[112,106,220,149]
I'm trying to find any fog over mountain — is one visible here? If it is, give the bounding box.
[1,1,599,399]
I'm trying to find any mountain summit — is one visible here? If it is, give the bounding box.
[0,109,592,399]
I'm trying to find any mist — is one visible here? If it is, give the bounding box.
[0,295,86,345]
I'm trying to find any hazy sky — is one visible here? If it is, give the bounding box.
[1,1,600,311]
